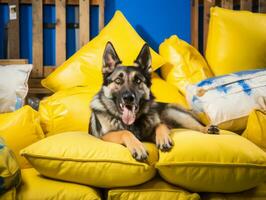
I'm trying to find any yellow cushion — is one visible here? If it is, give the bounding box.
[0,106,44,168]
[156,129,266,193]
[39,87,98,136]
[107,177,200,200]
[0,188,16,200]
[206,7,266,76]
[21,131,158,188]
[201,181,266,200]
[160,35,213,95]
[39,75,188,136]
[17,168,101,200]
[151,73,188,108]
[42,11,165,92]
[0,138,20,195]
[242,109,266,152]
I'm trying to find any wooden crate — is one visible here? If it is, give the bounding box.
[191,0,266,52]
[0,0,104,96]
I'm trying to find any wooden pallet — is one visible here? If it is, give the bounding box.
[1,0,104,96]
[191,0,266,52]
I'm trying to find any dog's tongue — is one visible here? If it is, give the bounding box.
[122,106,136,125]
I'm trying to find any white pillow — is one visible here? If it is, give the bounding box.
[0,64,32,113]
[186,69,266,132]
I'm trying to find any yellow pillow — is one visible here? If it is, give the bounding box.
[39,75,188,136]
[159,35,213,95]
[107,177,200,200]
[0,138,21,195]
[156,129,266,193]
[17,168,101,200]
[21,132,158,188]
[201,181,266,200]
[0,188,16,200]
[206,7,266,76]
[42,11,165,92]
[151,73,188,108]
[242,109,266,152]
[0,106,44,168]
[39,87,98,136]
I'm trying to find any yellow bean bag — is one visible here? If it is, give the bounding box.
[160,35,213,95]
[17,168,101,200]
[0,106,45,168]
[42,11,165,92]
[107,177,200,200]
[21,131,158,188]
[156,129,266,193]
[242,109,266,152]
[206,7,266,76]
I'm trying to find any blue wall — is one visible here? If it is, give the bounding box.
[0,0,191,65]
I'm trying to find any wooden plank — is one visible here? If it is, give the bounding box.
[0,59,28,65]
[0,0,100,5]
[56,0,66,66]
[99,0,104,30]
[79,0,90,48]
[191,0,199,49]
[240,0,252,11]
[204,0,216,53]
[221,0,234,9]
[44,66,55,77]
[28,88,52,94]
[259,0,266,13]
[32,0,43,77]
[7,0,20,59]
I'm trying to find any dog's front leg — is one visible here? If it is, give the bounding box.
[101,131,148,161]
[155,124,173,152]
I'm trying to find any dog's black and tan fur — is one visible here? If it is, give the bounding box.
[89,42,219,161]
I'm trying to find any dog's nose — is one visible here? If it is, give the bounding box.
[122,92,135,103]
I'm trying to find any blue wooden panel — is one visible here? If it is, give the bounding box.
[0,5,9,58]
[43,5,55,65]
[66,5,76,59]
[20,5,32,63]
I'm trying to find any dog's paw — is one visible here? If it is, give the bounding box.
[123,134,148,161]
[207,125,219,134]
[155,126,173,152]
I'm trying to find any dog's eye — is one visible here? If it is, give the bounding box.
[135,78,142,85]
[114,78,122,84]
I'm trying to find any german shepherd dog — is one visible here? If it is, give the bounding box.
[89,42,219,161]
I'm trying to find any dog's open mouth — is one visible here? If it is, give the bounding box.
[119,103,137,125]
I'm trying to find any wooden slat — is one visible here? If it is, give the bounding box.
[0,59,28,65]
[28,88,52,94]
[44,66,55,77]
[221,0,234,9]
[204,0,216,53]
[259,0,266,13]
[79,0,90,48]
[32,0,43,77]
[240,0,252,11]
[98,0,104,31]
[56,0,66,66]
[7,0,20,59]
[0,0,99,5]
[191,0,199,49]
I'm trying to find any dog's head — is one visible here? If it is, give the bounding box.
[101,42,153,125]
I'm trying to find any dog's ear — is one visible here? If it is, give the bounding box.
[102,42,121,75]
[135,43,152,74]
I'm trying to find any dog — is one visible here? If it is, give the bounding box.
[89,42,219,161]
